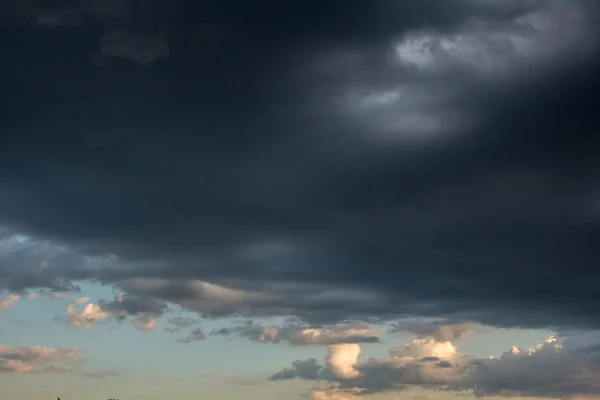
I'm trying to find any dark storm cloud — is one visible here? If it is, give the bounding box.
[0,0,129,28]
[94,29,169,65]
[0,0,600,335]
[99,292,168,319]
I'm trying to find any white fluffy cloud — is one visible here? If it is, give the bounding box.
[64,297,109,328]
[326,344,362,380]
[355,339,470,392]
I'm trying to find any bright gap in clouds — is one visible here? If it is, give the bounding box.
[335,83,471,144]
[394,0,595,75]
[327,0,597,146]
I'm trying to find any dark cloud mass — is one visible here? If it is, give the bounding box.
[1,0,600,333]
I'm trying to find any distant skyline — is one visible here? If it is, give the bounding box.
[1,0,600,399]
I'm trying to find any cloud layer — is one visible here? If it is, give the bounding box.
[214,322,381,346]
[1,1,600,397]
[0,0,598,332]
[271,331,600,399]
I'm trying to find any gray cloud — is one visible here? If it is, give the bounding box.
[0,0,599,349]
[131,313,158,330]
[99,292,168,320]
[0,0,130,28]
[271,335,600,399]
[3,4,600,398]
[213,321,381,346]
[177,328,206,343]
[94,29,170,65]
[57,293,165,330]
[270,358,323,381]
[389,320,477,342]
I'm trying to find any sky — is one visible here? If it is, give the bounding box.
[1,0,600,399]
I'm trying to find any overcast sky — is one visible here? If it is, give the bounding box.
[1,0,600,399]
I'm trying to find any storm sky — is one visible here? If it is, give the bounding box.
[1,1,600,399]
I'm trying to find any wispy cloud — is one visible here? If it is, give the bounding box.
[178,328,206,343]
[0,344,80,374]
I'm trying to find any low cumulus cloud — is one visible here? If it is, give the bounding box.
[270,334,600,399]
[326,344,362,380]
[99,292,168,320]
[270,358,323,381]
[100,292,167,330]
[62,297,109,329]
[131,313,158,331]
[59,292,164,330]
[0,344,80,373]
